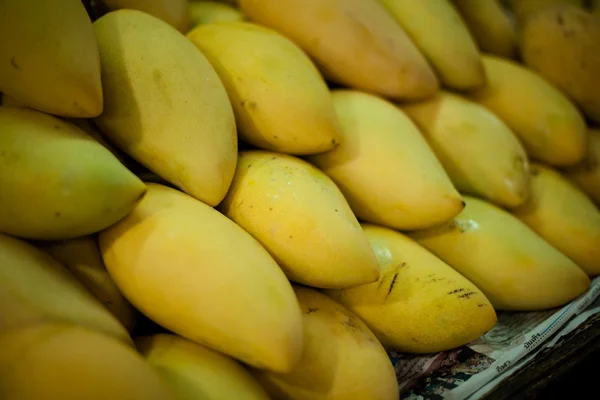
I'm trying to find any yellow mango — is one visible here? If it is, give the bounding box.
[403,91,530,208]
[521,5,600,123]
[42,236,137,332]
[0,324,175,400]
[326,224,496,353]
[104,0,189,32]
[308,90,463,230]
[137,334,270,400]
[0,0,102,117]
[468,55,587,167]
[239,0,438,100]
[564,128,600,205]
[220,150,379,288]
[509,0,584,20]
[410,196,590,311]
[93,10,237,207]
[99,183,302,373]
[188,22,342,155]
[512,164,600,276]
[451,0,518,59]
[0,106,146,240]
[0,233,130,343]
[381,0,485,91]
[188,1,245,27]
[254,286,399,400]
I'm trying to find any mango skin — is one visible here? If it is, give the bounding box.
[137,334,271,400]
[468,55,587,167]
[239,0,439,100]
[521,5,600,124]
[0,106,146,240]
[309,90,463,231]
[0,233,131,344]
[0,0,102,117]
[410,196,590,311]
[509,0,584,21]
[93,10,237,207]
[403,91,530,208]
[512,164,600,276]
[188,1,245,27]
[564,128,600,205]
[451,0,518,59]
[104,0,189,32]
[326,224,496,353]
[254,286,399,400]
[381,0,485,91]
[188,22,342,155]
[0,324,175,400]
[99,183,303,373]
[220,150,379,288]
[42,236,138,332]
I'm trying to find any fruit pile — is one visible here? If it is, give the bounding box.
[1,0,599,399]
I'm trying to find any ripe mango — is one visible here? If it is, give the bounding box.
[220,150,379,288]
[93,10,237,206]
[0,106,146,240]
[308,90,463,231]
[0,324,175,400]
[521,5,600,123]
[99,183,302,373]
[254,286,399,400]
[512,164,600,276]
[381,0,485,91]
[326,224,496,353]
[137,334,270,400]
[564,128,600,205]
[403,91,530,208]
[0,0,102,117]
[0,233,130,343]
[188,22,342,155]
[410,196,590,311]
[239,0,438,100]
[468,55,587,167]
[451,0,518,59]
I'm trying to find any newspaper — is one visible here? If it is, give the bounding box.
[389,276,600,400]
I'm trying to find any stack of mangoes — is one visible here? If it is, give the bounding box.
[1,0,599,399]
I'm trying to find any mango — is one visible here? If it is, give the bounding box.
[468,55,587,167]
[403,91,530,208]
[564,128,600,205]
[99,183,302,373]
[0,324,175,400]
[137,334,270,400]
[239,0,438,100]
[0,0,102,117]
[308,90,463,231]
[93,10,237,206]
[0,233,130,343]
[254,286,399,400]
[326,224,496,353]
[0,106,146,240]
[410,196,590,311]
[188,22,342,155]
[521,5,600,123]
[381,0,485,91]
[512,164,600,276]
[451,0,518,58]
[220,150,379,288]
